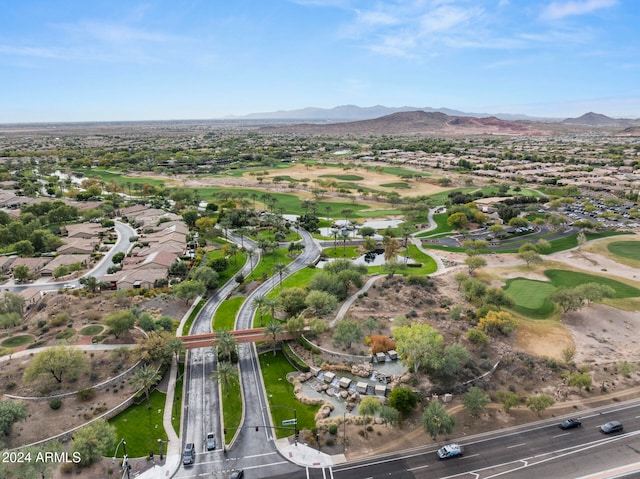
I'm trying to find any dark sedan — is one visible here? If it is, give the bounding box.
[559,418,582,430]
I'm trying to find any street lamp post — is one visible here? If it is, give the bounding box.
[263,405,298,446]
[157,439,168,461]
[113,438,131,479]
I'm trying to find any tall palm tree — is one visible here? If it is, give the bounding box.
[131,364,161,409]
[167,338,185,363]
[252,295,266,326]
[214,330,237,362]
[211,361,239,397]
[264,320,283,357]
[272,262,288,292]
[263,297,278,323]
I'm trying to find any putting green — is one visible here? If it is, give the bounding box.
[504,278,556,318]
[607,241,640,261]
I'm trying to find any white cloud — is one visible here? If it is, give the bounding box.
[541,0,617,20]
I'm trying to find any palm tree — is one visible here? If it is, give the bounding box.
[211,361,239,397]
[214,330,237,362]
[264,320,283,357]
[167,338,185,363]
[272,262,288,292]
[131,364,161,409]
[252,295,266,326]
[246,248,255,269]
[340,230,351,257]
[263,297,278,323]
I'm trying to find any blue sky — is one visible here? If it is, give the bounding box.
[1,0,638,122]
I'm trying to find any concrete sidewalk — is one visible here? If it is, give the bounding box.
[275,438,347,469]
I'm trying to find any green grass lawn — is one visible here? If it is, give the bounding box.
[544,269,640,298]
[416,213,453,237]
[110,389,168,458]
[322,245,361,259]
[504,278,557,318]
[79,325,104,336]
[319,174,364,181]
[245,249,293,282]
[181,298,205,336]
[380,182,410,188]
[0,335,34,347]
[172,362,184,437]
[222,369,242,445]
[608,241,640,261]
[259,351,319,439]
[213,297,244,330]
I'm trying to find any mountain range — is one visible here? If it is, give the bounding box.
[231,105,639,126]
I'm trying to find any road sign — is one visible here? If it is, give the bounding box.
[282,419,297,426]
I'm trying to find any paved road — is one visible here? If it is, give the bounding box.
[4,220,136,293]
[176,228,321,478]
[264,398,640,479]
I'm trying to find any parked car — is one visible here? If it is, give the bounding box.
[182,442,195,466]
[230,469,244,479]
[206,432,216,451]
[437,443,463,459]
[559,418,582,430]
[600,421,623,434]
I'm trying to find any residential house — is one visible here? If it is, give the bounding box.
[40,254,92,276]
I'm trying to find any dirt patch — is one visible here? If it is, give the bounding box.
[1,349,138,449]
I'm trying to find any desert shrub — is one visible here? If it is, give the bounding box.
[467,328,488,345]
[328,424,338,435]
[77,388,96,401]
[369,335,396,354]
[55,329,76,340]
[49,399,62,410]
[49,313,70,327]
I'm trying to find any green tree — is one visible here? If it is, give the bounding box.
[277,287,307,317]
[0,400,27,436]
[14,240,35,257]
[12,264,31,282]
[304,290,338,316]
[518,249,542,267]
[111,251,126,264]
[23,346,87,384]
[379,405,400,427]
[422,401,455,440]
[272,262,288,292]
[130,364,161,408]
[462,386,490,418]
[567,371,592,391]
[0,292,25,315]
[72,419,117,467]
[388,387,418,417]
[104,310,136,339]
[549,287,584,313]
[190,266,219,290]
[464,255,487,275]
[359,396,382,437]
[575,283,615,305]
[332,319,363,349]
[174,280,206,305]
[252,295,266,326]
[167,337,185,362]
[495,390,521,414]
[447,212,469,230]
[285,315,306,339]
[393,323,443,374]
[134,331,174,365]
[211,361,239,397]
[264,320,283,356]
[526,393,555,416]
[214,329,237,362]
